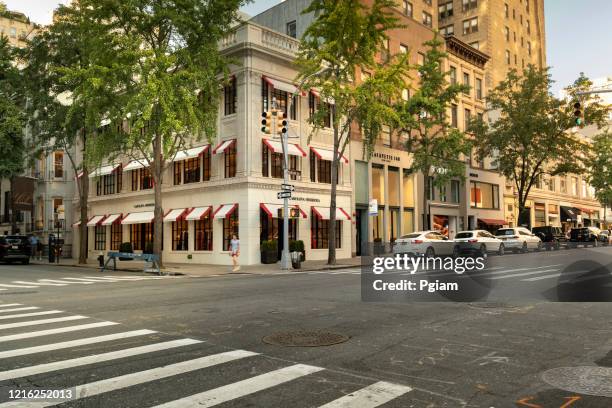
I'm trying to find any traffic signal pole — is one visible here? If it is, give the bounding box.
[281,115,290,270]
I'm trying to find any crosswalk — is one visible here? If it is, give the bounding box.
[0,275,180,291]
[0,303,414,407]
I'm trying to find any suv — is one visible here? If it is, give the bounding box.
[0,235,31,265]
[568,227,600,248]
[495,227,542,253]
[531,226,567,250]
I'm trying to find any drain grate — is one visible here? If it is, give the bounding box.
[263,330,349,347]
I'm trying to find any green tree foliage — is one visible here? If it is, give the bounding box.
[296,0,410,263]
[587,132,612,222]
[395,35,471,230]
[470,67,608,225]
[64,0,247,264]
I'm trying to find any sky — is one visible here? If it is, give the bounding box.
[5,0,611,95]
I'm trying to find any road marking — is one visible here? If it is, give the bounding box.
[153,364,325,408]
[0,321,118,342]
[318,381,413,408]
[0,304,22,308]
[12,281,68,287]
[475,264,563,277]
[0,310,63,320]
[0,307,39,314]
[561,273,611,284]
[0,350,257,408]
[0,284,38,289]
[0,315,87,330]
[0,329,156,359]
[522,270,589,282]
[0,338,202,381]
[39,279,95,285]
[102,275,164,280]
[60,277,117,283]
[489,269,560,280]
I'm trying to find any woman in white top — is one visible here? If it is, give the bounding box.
[230,234,240,272]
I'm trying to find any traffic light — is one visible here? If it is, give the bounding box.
[573,101,583,127]
[261,111,272,134]
[277,112,288,135]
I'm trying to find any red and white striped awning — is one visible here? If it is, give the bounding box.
[123,159,150,171]
[310,89,335,104]
[89,164,121,178]
[310,146,348,164]
[185,206,213,221]
[213,139,236,155]
[173,145,209,162]
[101,214,123,226]
[263,76,299,94]
[163,208,190,223]
[263,139,307,157]
[121,212,154,225]
[86,215,107,227]
[312,206,351,221]
[260,203,307,219]
[213,204,238,219]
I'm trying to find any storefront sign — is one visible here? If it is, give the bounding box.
[372,152,401,163]
[289,196,321,203]
[368,199,378,216]
[135,203,155,208]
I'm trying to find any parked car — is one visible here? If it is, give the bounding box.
[453,230,505,257]
[599,230,611,246]
[494,227,542,253]
[392,231,454,257]
[531,226,567,250]
[568,227,602,248]
[0,235,31,265]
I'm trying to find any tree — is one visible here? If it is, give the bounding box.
[22,1,107,263]
[394,35,471,231]
[470,68,608,226]
[64,0,247,265]
[586,132,612,225]
[296,0,410,264]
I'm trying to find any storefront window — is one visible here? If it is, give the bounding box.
[355,161,369,205]
[311,210,341,249]
[194,218,213,251]
[130,222,154,251]
[259,209,297,243]
[172,220,188,251]
[110,224,122,250]
[94,226,106,250]
[402,170,414,208]
[470,181,499,209]
[402,209,414,235]
[223,208,239,251]
[372,165,385,205]
[388,167,400,207]
[372,208,384,241]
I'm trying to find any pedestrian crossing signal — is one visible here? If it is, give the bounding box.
[261,111,272,134]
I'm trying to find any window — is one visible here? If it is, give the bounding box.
[311,210,342,249]
[464,109,471,131]
[381,125,391,147]
[399,44,408,54]
[514,54,517,65]
[438,2,453,20]
[173,161,181,185]
[94,226,106,250]
[417,52,425,66]
[527,41,532,56]
[194,217,213,251]
[309,91,317,118]
[475,78,483,99]
[463,17,478,34]
[439,184,448,202]
[111,223,122,250]
[422,12,432,28]
[262,143,270,177]
[571,177,578,195]
[54,151,64,178]
[505,50,511,64]
[224,77,237,116]
[470,182,500,209]
[318,156,332,184]
[96,169,122,196]
[286,20,297,38]
[272,87,289,116]
[451,180,460,203]
[520,14,523,25]
[381,39,390,62]
[271,150,283,178]
[521,36,524,47]
[130,223,153,251]
[560,178,567,193]
[505,26,510,41]
[440,24,454,36]
[423,0,432,5]
[131,168,153,191]
[262,78,270,112]
[224,142,237,178]
[462,0,477,12]
[469,41,479,50]
[526,20,531,34]
[403,1,413,17]
[504,3,509,18]
[260,209,297,243]
[290,94,298,120]
[463,72,470,94]
[9,27,16,38]
[451,104,458,127]
[202,148,211,181]
[172,220,188,251]
[183,157,201,184]
[449,66,457,85]
[223,208,239,251]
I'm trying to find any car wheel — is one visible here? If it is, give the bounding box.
[425,247,435,258]
[479,244,487,258]
[536,241,542,251]
[21,258,29,265]
[521,242,528,253]
[498,244,505,256]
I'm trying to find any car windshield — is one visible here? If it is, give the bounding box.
[455,232,473,238]
[399,233,421,239]
[495,229,514,236]
[5,237,26,245]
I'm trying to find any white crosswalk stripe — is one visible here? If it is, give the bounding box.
[0,283,38,289]
[38,279,94,285]
[153,364,325,408]
[319,381,413,408]
[0,310,63,320]
[0,321,118,342]
[12,281,68,287]
[489,269,559,280]
[0,315,86,330]
[0,275,180,291]
[0,304,22,308]
[522,269,589,282]
[0,306,39,313]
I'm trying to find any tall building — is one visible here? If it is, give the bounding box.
[439,0,546,88]
[0,8,36,47]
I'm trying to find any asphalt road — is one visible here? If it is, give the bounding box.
[0,246,609,407]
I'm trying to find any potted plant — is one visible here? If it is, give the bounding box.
[260,239,278,264]
[118,242,133,261]
[289,240,305,262]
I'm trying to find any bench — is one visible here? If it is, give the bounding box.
[101,252,162,275]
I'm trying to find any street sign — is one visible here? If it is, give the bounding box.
[277,191,292,199]
[281,184,295,192]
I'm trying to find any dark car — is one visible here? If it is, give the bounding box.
[568,227,600,248]
[0,235,31,265]
[531,226,567,250]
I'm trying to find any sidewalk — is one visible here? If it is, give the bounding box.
[29,257,363,277]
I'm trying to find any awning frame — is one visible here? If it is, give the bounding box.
[260,203,307,219]
[262,139,307,157]
[213,139,236,155]
[309,146,349,164]
[185,206,213,221]
[213,203,238,219]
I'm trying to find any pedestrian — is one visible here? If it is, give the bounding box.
[229,234,240,272]
[28,234,38,260]
[37,238,43,260]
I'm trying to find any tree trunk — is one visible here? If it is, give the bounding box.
[327,125,340,265]
[78,168,89,264]
[423,171,430,230]
[152,133,164,267]
[9,177,17,234]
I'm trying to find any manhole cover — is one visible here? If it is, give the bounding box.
[262,330,349,347]
[541,366,612,397]
[468,302,519,309]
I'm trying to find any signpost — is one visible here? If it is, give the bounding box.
[277,191,292,199]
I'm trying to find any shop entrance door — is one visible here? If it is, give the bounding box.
[355,207,368,256]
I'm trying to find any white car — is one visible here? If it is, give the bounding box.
[453,230,505,257]
[494,227,542,252]
[392,231,454,257]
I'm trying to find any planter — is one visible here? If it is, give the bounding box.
[261,250,278,264]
